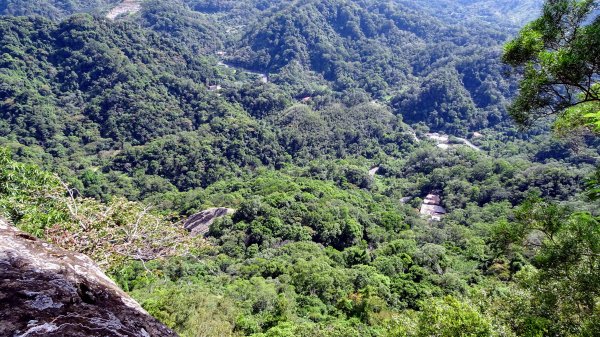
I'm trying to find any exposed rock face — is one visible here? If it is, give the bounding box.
[184,207,235,236]
[368,166,380,177]
[420,193,447,221]
[0,218,177,337]
[424,132,481,151]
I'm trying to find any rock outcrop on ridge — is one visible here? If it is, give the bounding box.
[183,207,235,236]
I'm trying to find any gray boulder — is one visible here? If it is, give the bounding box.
[0,218,177,337]
[183,207,235,236]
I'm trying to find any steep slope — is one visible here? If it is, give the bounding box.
[0,15,287,195]
[225,0,517,133]
[0,0,535,133]
[136,0,224,53]
[0,12,427,198]
[153,0,539,133]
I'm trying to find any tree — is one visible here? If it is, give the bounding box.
[503,3,600,334]
[491,196,600,335]
[503,0,600,131]
[417,296,494,337]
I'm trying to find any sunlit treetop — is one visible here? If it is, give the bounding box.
[503,0,600,132]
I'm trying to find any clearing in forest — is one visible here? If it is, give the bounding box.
[106,0,141,20]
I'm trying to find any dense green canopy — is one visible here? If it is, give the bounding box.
[1,0,599,336]
[503,0,600,131]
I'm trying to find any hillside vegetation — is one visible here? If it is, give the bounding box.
[0,0,118,19]
[1,0,599,336]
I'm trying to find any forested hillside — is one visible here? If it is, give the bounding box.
[400,0,544,26]
[225,0,516,132]
[1,0,599,336]
[0,14,288,197]
[0,0,538,132]
[0,0,118,19]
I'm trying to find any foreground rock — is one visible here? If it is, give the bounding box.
[184,207,235,236]
[0,218,177,337]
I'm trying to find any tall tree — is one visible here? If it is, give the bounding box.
[503,2,600,335]
[503,0,600,132]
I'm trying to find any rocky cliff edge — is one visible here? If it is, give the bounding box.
[0,218,177,337]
